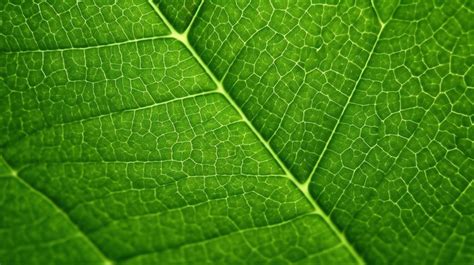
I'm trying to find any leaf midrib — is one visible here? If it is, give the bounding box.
[1,1,391,263]
[148,1,367,264]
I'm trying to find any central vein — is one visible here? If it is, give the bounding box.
[147,1,366,264]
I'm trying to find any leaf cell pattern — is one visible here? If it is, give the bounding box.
[0,0,473,265]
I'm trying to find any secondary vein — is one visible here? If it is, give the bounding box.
[1,35,172,54]
[0,155,114,265]
[305,22,387,188]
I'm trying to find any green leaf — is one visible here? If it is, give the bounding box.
[1,0,473,264]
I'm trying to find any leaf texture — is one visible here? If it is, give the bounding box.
[0,0,473,265]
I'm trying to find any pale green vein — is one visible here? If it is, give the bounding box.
[305,21,387,188]
[3,90,218,148]
[1,35,172,54]
[0,155,114,265]
[118,212,318,263]
[148,1,365,264]
[341,91,442,221]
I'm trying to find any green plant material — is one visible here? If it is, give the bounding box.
[1,0,473,264]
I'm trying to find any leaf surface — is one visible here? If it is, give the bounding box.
[1,0,473,264]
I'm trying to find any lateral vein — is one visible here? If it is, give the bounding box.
[0,155,114,265]
[2,90,218,148]
[1,35,173,54]
[305,23,386,187]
